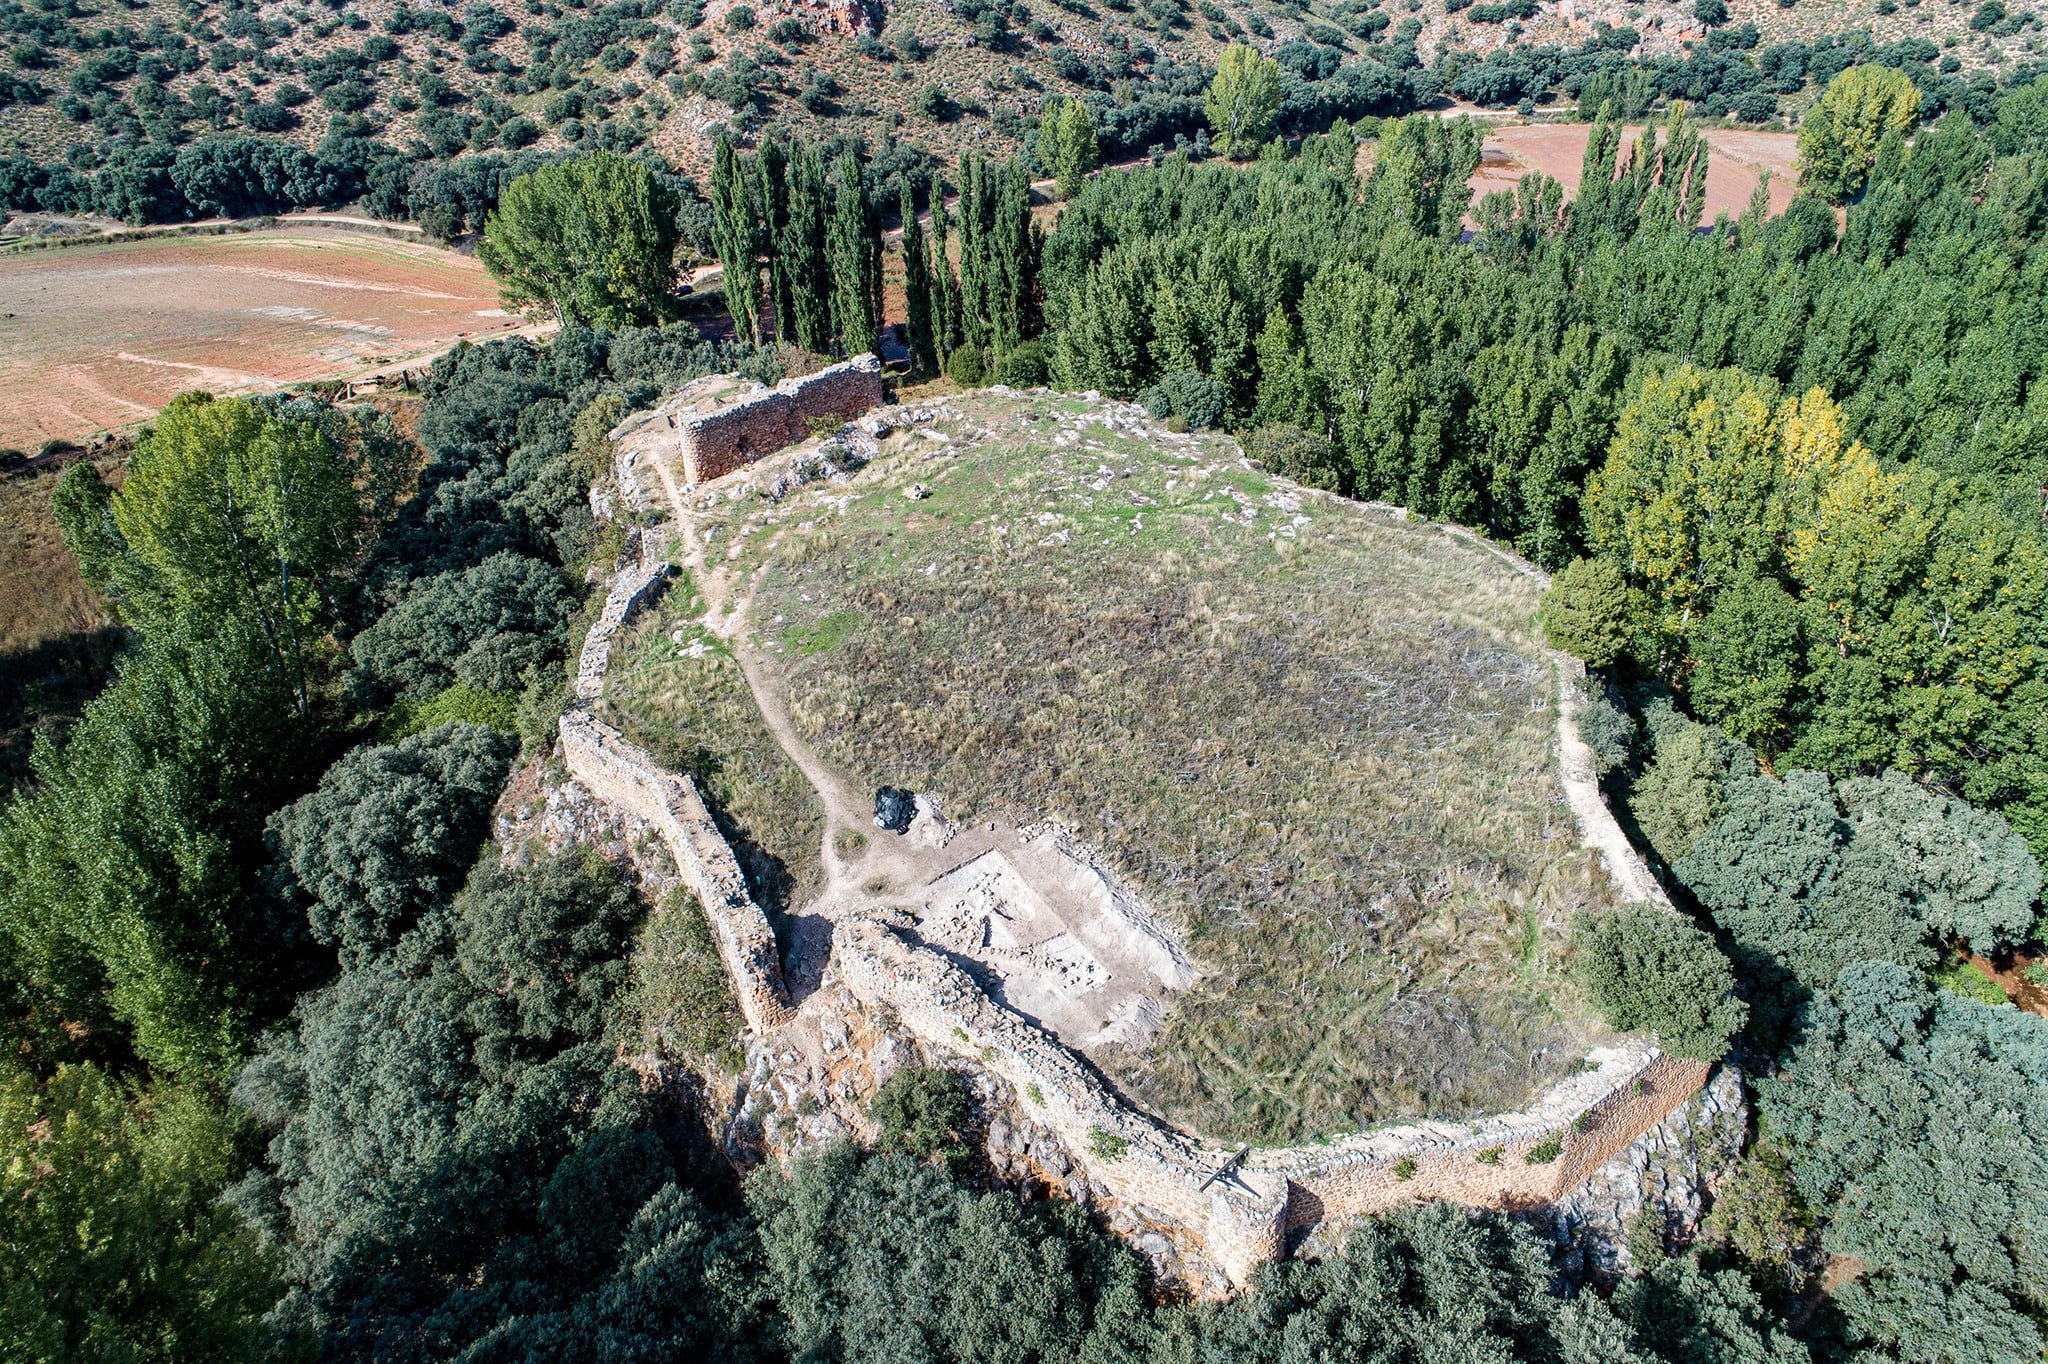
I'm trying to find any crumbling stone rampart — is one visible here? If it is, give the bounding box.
[679,356,884,485]
[561,710,792,1034]
[561,537,791,1035]
[831,909,1288,1284]
[830,908,1707,1286]
[574,533,672,702]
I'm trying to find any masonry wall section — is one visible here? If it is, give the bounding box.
[562,710,793,1034]
[680,355,883,484]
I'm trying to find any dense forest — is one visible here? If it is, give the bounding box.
[4,40,2048,1364]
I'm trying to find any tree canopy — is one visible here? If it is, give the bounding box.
[479,151,683,328]
[1205,45,1283,158]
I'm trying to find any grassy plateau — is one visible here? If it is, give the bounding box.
[690,392,1612,1144]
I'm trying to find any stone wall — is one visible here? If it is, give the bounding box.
[560,532,791,1035]
[829,908,1708,1287]
[561,710,793,1034]
[680,356,883,485]
[573,532,672,702]
[830,909,1290,1284]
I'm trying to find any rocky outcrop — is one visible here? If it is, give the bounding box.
[1538,1064,1748,1283]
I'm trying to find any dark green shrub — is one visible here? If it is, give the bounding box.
[995,339,1049,387]
[1540,557,1630,669]
[944,342,989,386]
[1241,422,1340,492]
[1571,904,1747,1061]
[1160,369,1225,428]
[869,1066,969,1167]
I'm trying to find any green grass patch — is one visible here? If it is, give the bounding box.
[381,682,520,741]
[628,888,743,1060]
[1932,955,2010,1008]
[786,609,860,656]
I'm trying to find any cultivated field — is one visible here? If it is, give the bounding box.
[0,227,522,448]
[1471,122,1800,220]
[696,393,1611,1143]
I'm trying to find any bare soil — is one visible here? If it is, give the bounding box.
[0,226,523,448]
[1471,123,1801,221]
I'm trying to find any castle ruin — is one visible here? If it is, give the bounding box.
[564,390,1718,1290]
[609,354,884,490]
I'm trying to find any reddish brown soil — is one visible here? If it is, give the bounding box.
[0,227,525,449]
[1470,122,1800,222]
[1967,952,2048,1018]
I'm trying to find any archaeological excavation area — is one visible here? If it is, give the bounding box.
[570,380,1710,1286]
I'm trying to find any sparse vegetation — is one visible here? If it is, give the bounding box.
[1087,1128,1131,1161]
[629,888,745,1056]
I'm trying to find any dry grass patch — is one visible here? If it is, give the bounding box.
[0,457,122,792]
[710,392,1610,1143]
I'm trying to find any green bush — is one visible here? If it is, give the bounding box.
[1571,903,1747,1061]
[1629,721,1727,866]
[380,682,520,741]
[945,342,990,386]
[1540,557,1631,670]
[1930,955,2009,1007]
[870,1066,969,1167]
[995,339,1050,387]
[1524,1135,1562,1164]
[1241,422,1341,492]
[1086,1128,1130,1161]
[1159,370,1226,428]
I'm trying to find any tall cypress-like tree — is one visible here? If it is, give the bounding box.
[709,132,761,343]
[928,193,959,361]
[954,154,992,352]
[992,159,1040,352]
[826,152,880,357]
[901,185,936,375]
[784,144,833,355]
[755,138,794,343]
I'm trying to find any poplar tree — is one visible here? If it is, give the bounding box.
[901,185,937,375]
[709,131,761,344]
[826,152,880,357]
